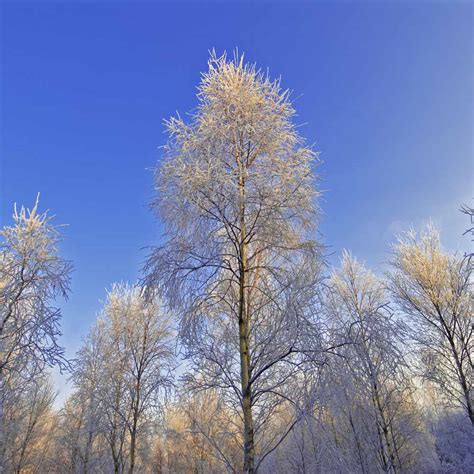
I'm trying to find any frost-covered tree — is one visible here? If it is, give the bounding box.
[1,372,57,473]
[259,253,438,474]
[388,226,473,425]
[144,51,322,472]
[157,390,242,473]
[69,320,108,473]
[324,253,431,473]
[96,318,129,474]
[0,197,72,472]
[66,284,175,473]
[0,197,72,375]
[103,284,175,474]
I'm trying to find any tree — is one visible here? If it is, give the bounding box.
[388,225,473,425]
[0,197,72,472]
[0,197,72,375]
[69,320,108,473]
[67,283,175,474]
[324,252,429,473]
[1,372,57,474]
[144,51,322,472]
[158,390,242,473]
[104,284,175,474]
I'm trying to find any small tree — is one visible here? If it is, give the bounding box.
[1,374,57,474]
[325,252,427,473]
[388,225,473,425]
[69,284,175,474]
[70,320,108,473]
[104,284,175,474]
[0,197,72,471]
[0,197,72,374]
[145,51,322,472]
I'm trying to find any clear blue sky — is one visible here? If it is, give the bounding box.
[1,0,473,400]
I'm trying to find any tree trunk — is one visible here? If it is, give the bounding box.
[111,440,120,474]
[129,380,140,474]
[239,312,255,473]
[129,416,138,474]
[238,159,255,473]
[348,411,366,474]
[448,333,474,425]
[83,401,94,474]
[372,381,397,474]
[0,369,5,474]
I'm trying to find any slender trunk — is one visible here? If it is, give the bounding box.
[374,420,390,474]
[111,437,120,474]
[111,388,123,473]
[83,400,94,474]
[240,311,254,473]
[129,414,138,474]
[372,381,397,474]
[113,455,120,474]
[434,306,473,425]
[15,417,35,474]
[238,159,255,474]
[388,418,403,471]
[83,428,93,474]
[129,383,140,474]
[298,428,306,474]
[71,405,85,472]
[448,334,474,425]
[0,369,5,474]
[348,411,366,474]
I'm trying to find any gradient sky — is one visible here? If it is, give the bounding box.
[1,0,473,403]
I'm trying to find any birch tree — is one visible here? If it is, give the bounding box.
[159,390,242,473]
[0,197,72,472]
[104,284,175,474]
[145,51,322,472]
[324,252,429,473]
[67,284,175,473]
[70,320,108,473]
[0,198,72,375]
[0,196,72,373]
[1,374,57,474]
[388,226,473,425]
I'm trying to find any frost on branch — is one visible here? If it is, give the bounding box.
[144,50,323,472]
[0,196,72,376]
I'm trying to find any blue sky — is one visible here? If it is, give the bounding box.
[1,0,473,402]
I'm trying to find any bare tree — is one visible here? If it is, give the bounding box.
[388,225,473,425]
[144,51,322,472]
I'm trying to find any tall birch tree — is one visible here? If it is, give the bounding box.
[145,51,322,472]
